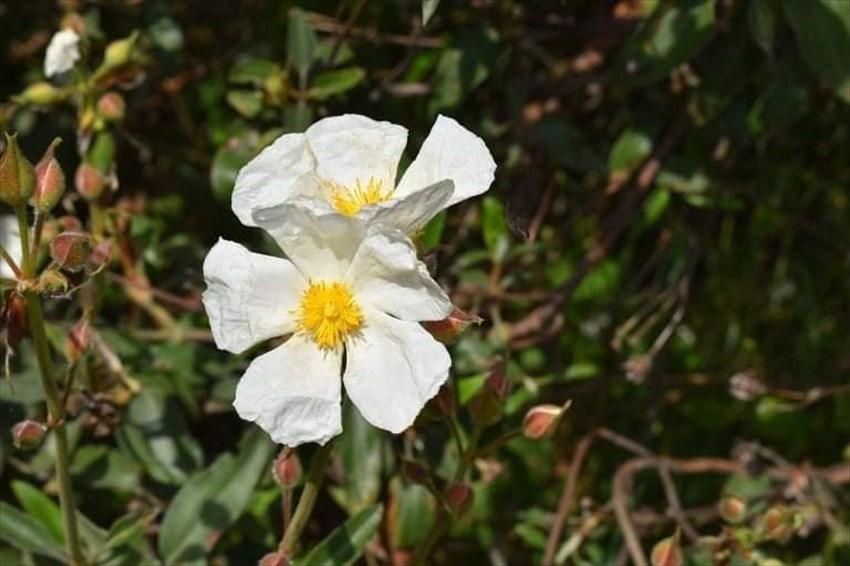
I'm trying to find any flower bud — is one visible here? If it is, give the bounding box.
[97,92,126,122]
[50,232,91,271]
[11,420,47,450]
[0,132,36,207]
[758,504,794,543]
[35,270,69,296]
[75,162,105,200]
[12,82,65,106]
[95,31,141,78]
[522,401,572,440]
[469,367,510,427]
[445,482,474,515]
[32,138,65,213]
[622,354,652,384]
[719,495,747,524]
[401,459,430,485]
[88,240,112,271]
[272,450,301,488]
[65,318,91,362]
[435,384,455,415]
[650,530,682,566]
[422,306,483,345]
[258,551,289,566]
[1,293,27,349]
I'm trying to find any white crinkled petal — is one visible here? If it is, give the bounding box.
[234,335,343,447]
[343,310,450,434]
[344,225,452,322]
[202,239,305,354]
[44,29,80,78]
[396,115,496,207]
[252,200,364,281]
[305,114,407,190]
[0,215,22,280]
[232,133,319,227]
[359,179,454,234]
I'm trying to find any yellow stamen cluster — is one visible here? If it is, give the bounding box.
[296,281,363,349]
[330,177,393,216]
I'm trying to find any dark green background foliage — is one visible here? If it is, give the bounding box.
[1,0,848,564]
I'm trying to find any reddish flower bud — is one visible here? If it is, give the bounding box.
[469,366,510,427]
[758,504,795,543]
[719,495,747,524]
[65,318,91,362]
[445,482,474,515]
[272,450,301,488]
[1,293,27,349]
[258,551,289,566]
[522,401,572,440]
[422,306,483,345]
[651,530,683,566]
[11,420,47,450]
[435,384,455,415]
[56,215,84,233]
[97,92,126,122]
[50,232,91,271]
[74,162,105,200]
[483,366,510,399]
[88,240,112,271]
[32,138,65,213]
[0,132,36,207]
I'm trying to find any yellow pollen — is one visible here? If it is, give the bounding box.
[330,177,393,216]
[296,281,363,349]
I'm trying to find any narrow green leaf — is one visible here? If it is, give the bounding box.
[308,68,365,100]
[296,504,384,566]
[226,90,264,118]
[608,129,653,175]
[482,196,508,261]
[0,501,65,560]
[10,481,64,546]
[157,427,275,564]
[422,0,440,26]
[747,0,776,56]
[288,8,318,78]
[328,403,384,515]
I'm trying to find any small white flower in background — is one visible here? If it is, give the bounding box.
[44,29,81,78]
[0,215,22,279]
[203,204,453,446]
[232,114,496,234]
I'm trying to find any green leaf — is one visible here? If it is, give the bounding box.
[209,131,257,201]
[329,403,385,515]
[422,0,440,26]
[226,90,263,118]
[94,510,159,564]
[0,501,65,560]
[11,481,64,546]
[418,210,446,250]
[482,196,508,262]
[296,504,383,566]
[308,68,365,100]
[747,0,776,56]
[157,427,275,564]
[228,58,280,85]
[288,8,318,78]
[388,477,434,549]
[617,0,715,86]
[71,445,140,493]
[533,118,605,173]
[783,0,850,101]
[608,129,653,175]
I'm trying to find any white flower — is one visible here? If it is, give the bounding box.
[232,114,496,234]
[202,204,453,446]
[0,215,22,280]
[44,29,81,78]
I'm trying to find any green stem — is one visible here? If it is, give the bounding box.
[278,441,335,555]
[18,205,84,565]
[25,290,84,564]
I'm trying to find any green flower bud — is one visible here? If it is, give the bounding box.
[0,133,36,207]
[12,82,65,106]
[32,138,65,213]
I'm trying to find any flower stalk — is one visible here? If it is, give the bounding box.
[278,440,335,555]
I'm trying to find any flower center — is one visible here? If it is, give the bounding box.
[296,281,363,349]
[330,177,393,216]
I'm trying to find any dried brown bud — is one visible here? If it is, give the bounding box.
[0,132,36,207]
[32,138,65,213]
[719,495,747,524]
[522,401,572,440]
[35,270,69,296]
[650,530,682,566]
[65,318,91,362]
[74,162,105,200]
[11,420,47,450]
[97,92,126,122]
[272,450,301,488]
[1,293,27,349]
[50,232,91,271]
[422,306,483,345]
[445,482,474,515]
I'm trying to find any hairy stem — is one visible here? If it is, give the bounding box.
[278,440,334,555]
